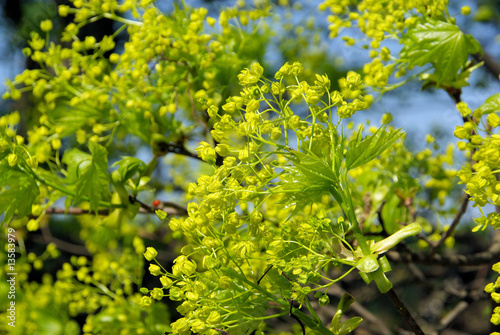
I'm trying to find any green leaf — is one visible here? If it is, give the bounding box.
[51,104,106,137]
[400,19,482,85]
[338,317,363,335]
[381,194,404,235]
[62,148,92,182]
[345,126,403,171]
[475,92,500,117]
[275,149,342,215]
[330,293,357,333]
[356,254,379,273]
[0,162,39,223]
[111,156,146,181]
[371,268,393,293]
[62,142,111,213]
[420,61,484,89]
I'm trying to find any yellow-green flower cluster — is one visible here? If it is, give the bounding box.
[454,101,500,229]
[141,246,271,334]
[320,0,448,41]
[319,0,451,91]
[2,0,271,168]
[485,262,500,326]
[141,62,381,333]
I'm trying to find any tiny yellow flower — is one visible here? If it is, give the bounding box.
[461,6,471,16]
[143,247,158,261]
[40,20,53,32]
[149,264,162,276]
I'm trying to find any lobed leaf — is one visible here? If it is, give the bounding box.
[0,162,39,223]
[345,126,403,171]
[111,156,147,182]
[400,19,482,85]
[62,142,111,213]
[475,92,500,116]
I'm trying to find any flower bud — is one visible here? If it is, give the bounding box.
[345,71,363,91]
[453,126,469,139]
[160,276,173,289]
[143,247,158,261]
[27,219,39,231]
[0,139,9,152]
[149,264,162,276]
[331,91,342,106]
[456,102,471,117]
[139,296,152,307]
[155,209,167,220]
[8,153,18,167]
[151,287,164,300]
[487,113,500,128]
[58,5,70,17]
[215,144,229,156]
[270,127,282,140]
[40,20,53,32]
[206,311,221,325]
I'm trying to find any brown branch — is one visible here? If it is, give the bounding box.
[430,193,470,255]
[437,281,487,332]
[473,51,500,80]
[438,301,469,331]
[36,202,187,217]
[403,197,417,223]
[157,141,205,163]
[386,288,425,335]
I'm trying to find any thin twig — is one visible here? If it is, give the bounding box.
[386,288,425,335]
[33,204,187,217]
[289,312,306,335]
[430,194,470,255]
[403,197,417,222]
[376,199,388,235]
[438,301,468,331]
[473,51,500,80]
[157,141,205,163]
[257,265,273,285]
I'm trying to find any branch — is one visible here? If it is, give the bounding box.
[386,288,425,335]
[36,202,187,217]
[473,51,500,80]
[430,193,470,255]
[157,141,204,162]
[438,301,469,331]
